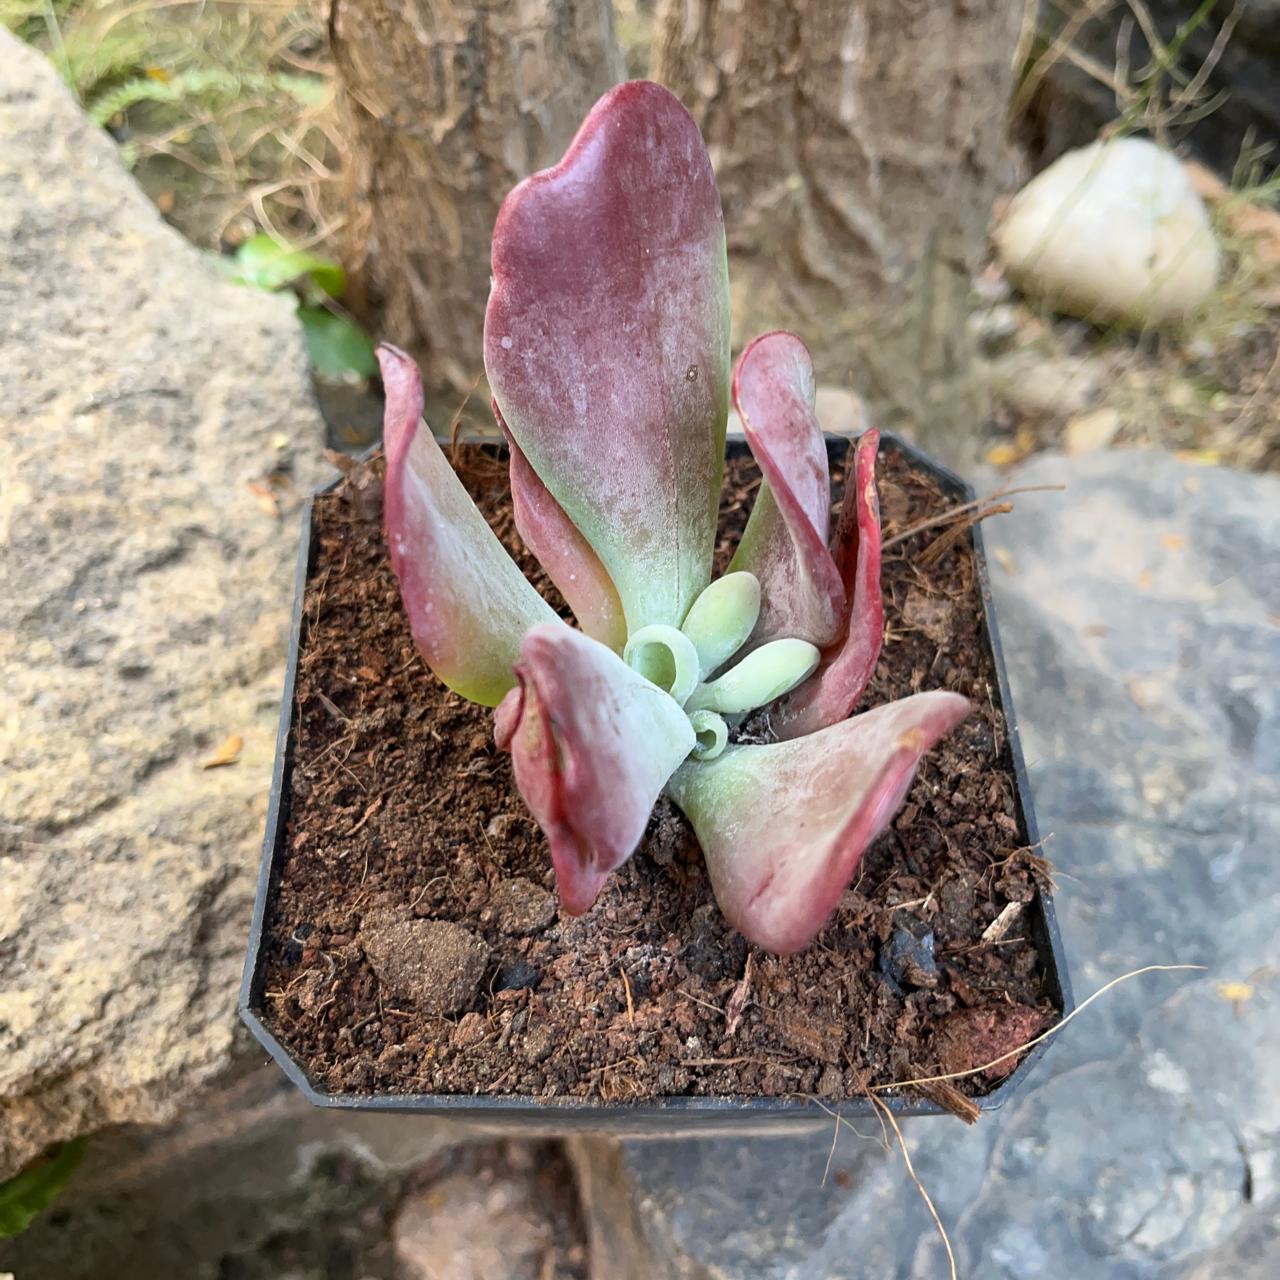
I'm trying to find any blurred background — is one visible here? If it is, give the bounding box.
[4,0,1277,467]
[1,2,1276,1277]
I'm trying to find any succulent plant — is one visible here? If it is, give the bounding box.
[379,81,970,954]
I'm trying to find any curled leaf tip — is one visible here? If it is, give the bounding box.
[729,331,846,649]
[688,709,729,761]
[667,691,971,954]
[624,624,701,706]
[499,624,695,913]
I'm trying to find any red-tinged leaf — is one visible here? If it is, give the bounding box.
[493,685,522,753]
[729,332,845,647]
[496,401,627,652]
[379,345,558,707]
[485,80,731,634]
[667,691,970,954]
[775,429,884,739]
[500,623,696,913]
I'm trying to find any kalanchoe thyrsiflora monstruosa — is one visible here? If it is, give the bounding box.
[379,80,971,954]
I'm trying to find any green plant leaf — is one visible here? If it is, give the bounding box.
[86,67,328,125]
[228,233,346,299]
[379,345,560,706]
[0,1138,87,1238]
[297,306,377,379]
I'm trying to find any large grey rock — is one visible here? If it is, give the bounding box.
[573,450,1280,1277]
[0,33,325,1178]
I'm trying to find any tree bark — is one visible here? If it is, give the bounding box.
[654,0,1022,459]
[331,0,621,399]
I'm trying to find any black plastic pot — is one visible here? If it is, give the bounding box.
[239,432,1072,1134]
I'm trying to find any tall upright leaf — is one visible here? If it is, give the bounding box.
[485,80,731,635]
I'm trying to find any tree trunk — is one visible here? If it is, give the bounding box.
[331,0,621,401]
[654,0,1022,459]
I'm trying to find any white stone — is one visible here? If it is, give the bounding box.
[987,350,1101,420]
[1063,406,1123,455]
[813,386,868,437]
[994,137,1219,327]
[727,385,867,438]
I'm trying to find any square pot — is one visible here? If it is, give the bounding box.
[240,433,1072,1135]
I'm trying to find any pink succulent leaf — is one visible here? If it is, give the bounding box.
[493,685,523,753]
[500,623,696,914]
[495,400,628,653]
[830,427,882,594]
[727,331,846,650]
[484,80,731,634]
[774,428,885,739]
[379,345,559,707]
[667,691,971,954]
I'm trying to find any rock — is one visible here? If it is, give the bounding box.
[568,1130,896,1280]
[487,877,556,935]
[522,1023,557,1065]
[968,302,1021,355]
[935,1005,1046,1083]
[570,449,1280,1277]
[878,925,938,990]
[994,138,1219,327]
[0,1079,586,1280]
[361,918,490,1015]
[0,1068,459,1279]
[986,349,1101,421]
[450,1011,488,1049]
[728,386,867,439]
[900,587,954,646]
[495,959,542,992]
[1063,406,1123,456]
[393,1143,587,1280]
[0,34,326,1179]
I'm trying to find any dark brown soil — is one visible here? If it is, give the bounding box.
[260,440,1059,1105]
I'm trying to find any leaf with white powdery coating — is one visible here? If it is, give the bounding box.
[728,331,846,648]
[498,623,696,914]
[496,401,627,652]
[667,691,970,954]
[485,80,731,634]
[680,572,760,678]
[379,345,558,707]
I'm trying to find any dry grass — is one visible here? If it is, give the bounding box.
[984,0,1280,474]
[7,1,1278,471]
[3,0,346,250]
[1015,0,1239,144]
